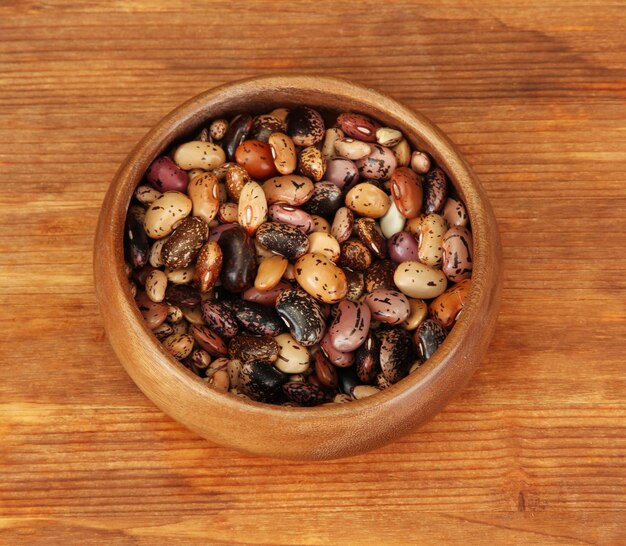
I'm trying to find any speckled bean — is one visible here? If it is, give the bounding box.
[136,292,168,329]
[193,241,222,292]
[387,231,420,263]
[235,139,278,180]
[275,288,326,346]
[330,207,354,244]
[163,333,194,360]
[429,278,470,328]
[238,181,268,235]
[442,197,468,228]
[337,112,379,142]
[187,172,220,224]
[274,333,310,374]
[268,132,297,175]
[298,146,326,182]
[324,158,359,189]
[145,269,168,303]
[329,300,371,352]
[390,167,423,219]
[334,138,371,160]
[379,329,414,384]
[146,156,189,192]
[201,300,239,338]
[423,167,448,213]
[414,319,447,361]
[345,182,391,218]
[256,222,310,260]
[173,141,226,171]
[268,204,314,233]
[307,231,341,262]
[416,213,447,267]
[321,127,345,160]
[364,289,411,325]
[355,144,397,181]
[294,252,348,304]
[442,226,473,282]
[162,216,209,269]
[143,191,192,239]
[393,261,447,299]
[262,175,315,206]
[321,332,354,367]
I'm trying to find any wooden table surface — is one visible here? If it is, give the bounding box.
[1,1,625,544]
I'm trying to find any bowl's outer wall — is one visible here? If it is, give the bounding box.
[94,76,503,460]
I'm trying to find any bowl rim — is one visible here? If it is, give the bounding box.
[95,74,501,422]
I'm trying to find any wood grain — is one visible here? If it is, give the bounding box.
[0,0,624,543]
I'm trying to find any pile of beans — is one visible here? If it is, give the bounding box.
[124,106,473,406]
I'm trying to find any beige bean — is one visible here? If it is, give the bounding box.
[307,232,341,262]
[393,261,447,299]
[352,385,380,399]
[255,240,276,260]
[333,394,353,404]
[345,183,391,218]
[145,269,168,303]
[334,138,371,160]
[401,298,428,330]
[263,175,314,206]
[274,333,310,374]
[255,255,288,291]
[181,305,204,325]
[164,266,195,285]
[149,237,168,268]
[379,200,406,239]
[310,214,330,233]
[238,181,268,235]
[405,214,427,236]
[187,172,220,224]
[409,361,423,374]
[270,107,290,123]
[392,138,411,167]
[283,262,296,281]
[218,202,238,223]
[418,213,447,267]
[227,359,242,389]
[173,141,226,170]
[191,349,212,369]
[170,319,189,336]
[210,119,229,141]
[376,127,403,147]
[268,132,297,175]
[144,191,192,239]
[128,280,138,298]
[294,252,348,304]
[209,370,230,392]
[134,185,162,205]
[321,127,345,160]
[162,333,194,360]
[411,150,431,174]
[166,305,183,324]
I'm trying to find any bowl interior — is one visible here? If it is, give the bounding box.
[95,75,502,459]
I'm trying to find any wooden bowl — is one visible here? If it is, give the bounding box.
[93,75,502,460]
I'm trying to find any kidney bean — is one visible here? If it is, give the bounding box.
[329,300,371,352]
